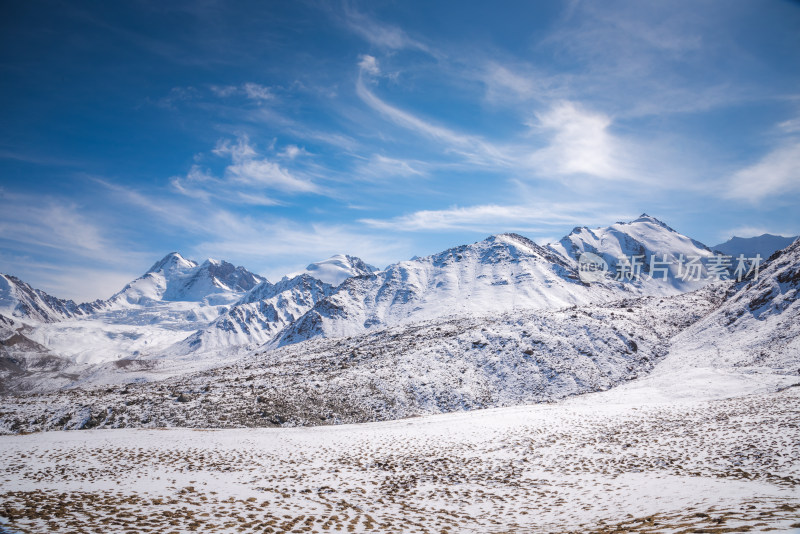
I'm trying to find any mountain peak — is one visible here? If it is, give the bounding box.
[112,253,263,306]
[548,214,715,292]
[629,213,675,232]
[484,233,560,260]
[486,233,539,251]
[295,254,378,286]
[146,252,196,274]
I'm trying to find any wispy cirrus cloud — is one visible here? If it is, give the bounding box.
[355,58,661,186]
[726,140,800,202]
[355,56,513,168]
[360,201,630,234]
[354,154,427,180]
[342,5,432,54]
[480,62,559,104]
[0,194,126,260]
[171,135,319,205]
[92,180,409,281]
[210,82,274,102]
[0,191,153,300]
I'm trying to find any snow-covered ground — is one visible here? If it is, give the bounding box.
[0,368,798,533]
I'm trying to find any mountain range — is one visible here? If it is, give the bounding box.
[1,214,797,405]
[712,233,798,259]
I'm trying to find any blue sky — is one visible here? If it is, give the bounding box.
[1,0,799,301]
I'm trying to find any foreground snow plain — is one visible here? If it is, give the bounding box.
[1,365,798,534]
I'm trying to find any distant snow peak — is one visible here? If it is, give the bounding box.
[4,217,798,382]
[712,234,799,260]
[548,214,715,293]
[630,213,676,232]
[0,274,101,323]
[146,252,197,275]
[296,254,378,286]
[276,231,619,346]
[112,252,265,306]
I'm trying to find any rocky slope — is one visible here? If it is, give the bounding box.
[0,286,725,432]
[178,274,335,355]
[278,233,629,346]
[668,237,800,370]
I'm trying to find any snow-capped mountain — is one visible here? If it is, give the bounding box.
[277,233,626,346]
[179,274,334,354]
[712,233,798,260]
[4,216,797,395]
[0,253,268,369]
[109,252,264,306]
[291,254,378,286]
[548,214,717,292]
[0,274,103,323]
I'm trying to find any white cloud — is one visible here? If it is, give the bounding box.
[360,202,627,233]
[358,54,380,76]
[726,141,800,201]
[354,60,680,189]
[226,156,317,193]
[242,82,273,101]
[210,82,273,102]
[357,154,426,179]
[356,63,512,168]
[209,84,239,98]
[778,117,800,134]
[212,136,258,160]
[0,192,155,300]
[234,192,283,207]
[528,101,630,180]
[352,54,684,188]
[480,62,561,104]
[343,7,430,53]
[278,145,308,159]
[173,135,319,200]
[0,195,123,260]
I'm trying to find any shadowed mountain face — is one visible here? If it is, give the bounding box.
[712,234,798,260]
